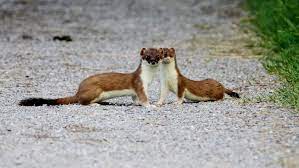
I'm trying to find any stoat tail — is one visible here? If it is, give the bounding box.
[19,96,78,106]
[225,89,240,98]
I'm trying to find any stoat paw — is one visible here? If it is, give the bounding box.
[144,104,157,110]
[174,100,183,106]
[148,104,157,108]
[156,101,164,107]
[134,101,141,106]
[90,103,100,107]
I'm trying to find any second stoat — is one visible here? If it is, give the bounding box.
[157,48,240,105]
[19,48,162,108]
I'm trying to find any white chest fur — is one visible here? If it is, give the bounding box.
[140,61,159,95]
[160,61,178,93]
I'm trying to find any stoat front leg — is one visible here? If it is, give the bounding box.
[157,79,169,106]
[135,87,156,108]
[175,97,184,105]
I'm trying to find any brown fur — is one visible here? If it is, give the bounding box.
[160,48,240,103]
[19,48,161,106]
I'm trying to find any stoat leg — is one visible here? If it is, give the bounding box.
[132,95,140,105]
[175,98,184,105]
[138,94,157,109]
[135,87,154,108]
[175,86,185,105]
[78,87,102,105]
[157,81,169,106]
[141,102,157,109]
[90,103,100,106]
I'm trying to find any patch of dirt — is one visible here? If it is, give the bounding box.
[186,22,264,59]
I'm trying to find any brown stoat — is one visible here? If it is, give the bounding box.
[19,48,163,107]
[157,48,240,105]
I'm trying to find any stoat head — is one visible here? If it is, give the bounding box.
[160,48,176,64]
[140,48,163,66]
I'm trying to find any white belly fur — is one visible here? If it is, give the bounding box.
[161,62,178,93]
[185,89,211,101]
[92,89,135,103]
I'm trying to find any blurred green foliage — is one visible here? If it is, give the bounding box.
[246,0,299,110]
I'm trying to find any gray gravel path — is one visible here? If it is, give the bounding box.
[0,0,298,167]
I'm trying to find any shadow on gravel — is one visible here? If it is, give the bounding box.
[97,101,216,106]
[96,102,135,106]
[183,100,216,104]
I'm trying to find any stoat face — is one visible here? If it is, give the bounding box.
[161,48,176,64]
[140,48,163,67]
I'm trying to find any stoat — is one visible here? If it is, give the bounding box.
[19,48,162,107]
[157,48,240,105]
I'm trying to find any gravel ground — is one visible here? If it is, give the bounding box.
[0,0,299,167]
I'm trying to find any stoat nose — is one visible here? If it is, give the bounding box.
[150,58,156,62]
[147,58,157,64]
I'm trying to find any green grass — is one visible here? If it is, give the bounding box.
[246,0,299,110]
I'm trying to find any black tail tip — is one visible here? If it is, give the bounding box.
[19,98,58,106]
[230,92,240,98]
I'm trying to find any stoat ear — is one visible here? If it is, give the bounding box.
[158,48,163,55]
[169,48,176,57]
[169,48,175,53]
[140,48,146,56]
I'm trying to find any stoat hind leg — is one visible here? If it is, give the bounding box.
[90,103,101,106]
[132,95,140,105]
[77,87,103,105]
[175,85,185,105]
